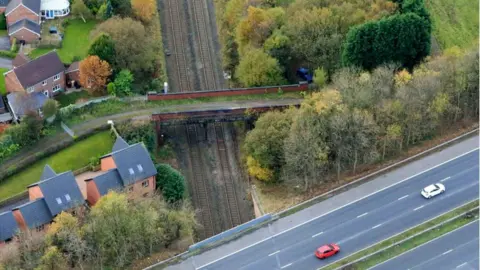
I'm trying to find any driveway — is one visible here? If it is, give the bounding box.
[0,36,10,51]
[0,57,12,68]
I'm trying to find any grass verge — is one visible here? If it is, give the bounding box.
[322,200,479,270]
[0,131,114,200]
[427,0,479,50]
[0,67,8,95]
[29,19,98,63]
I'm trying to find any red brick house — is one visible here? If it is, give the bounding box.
[85,137,157,205]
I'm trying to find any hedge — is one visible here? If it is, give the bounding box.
[0,50,17,59]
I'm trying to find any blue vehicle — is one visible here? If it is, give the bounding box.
[296,67,313,83]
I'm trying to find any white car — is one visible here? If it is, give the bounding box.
[421,183,445,199]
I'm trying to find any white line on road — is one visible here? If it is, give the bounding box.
[372,224,382,229]
[281,263,292,269]
[414,205,424,211]
[398,195,409,200]
[268,250,280,256]
[195,148,479,270]
[357,212,368,218]
[457,262,468,268]
[443,249,453,255]
[441,176,451,182]
[311,232,323,238]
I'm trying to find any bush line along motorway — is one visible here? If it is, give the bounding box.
[165,142,479,270]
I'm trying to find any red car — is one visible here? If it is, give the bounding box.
[315,243,340,259]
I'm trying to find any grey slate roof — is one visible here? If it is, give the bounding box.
[14,199,52,228]
[40,165,56,181]
[7,92,48,118]
[12,52,31,68]
[6,0,40,15]
[8,18,40,36]
[112,136,129,152]
[111,143,157,186]
[29,171,84,216]
[0,0,9,7]
[0,211,18,242]
[91,169,123,196]
[13,51,64,89]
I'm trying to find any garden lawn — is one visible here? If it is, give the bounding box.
[0,131,114,200]
[0,68,8,95]
[428,0,479,50]
[29,19,98,63]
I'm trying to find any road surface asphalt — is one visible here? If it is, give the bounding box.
[164,136,479,270]
[194,150,479,270]
[372,220,479,270]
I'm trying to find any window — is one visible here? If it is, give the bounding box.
[142,180,149,188]
[52,85,61,92]
[27,87,34,93]
[43,90,49,97]
[137,164,144,173]
[36,224,45,232]
[42,80,47,86]
[53,73,61,81]
[56,197,62,204]
[128,168,135,175]
[65,194,71,201]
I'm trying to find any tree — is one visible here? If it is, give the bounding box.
[155,164,185,203]
[92,17,156,79]
[244,109,293,181]
[236,48,285,87]
[88,33,116,65]
[0,13,6,30]
[132,0,156,23]
[110,0,131,17]
[313,67,327,88]
[263,29,291,72]
[42,99,58,119]
[79,55,112,95]
[116,120,155,152]
[96,3,107,20]
[35,246,68,270]
[113,69,134,96]
[72,0,93,22]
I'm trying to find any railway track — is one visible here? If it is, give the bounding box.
[186,125,215,238]
[165,0,193,92]
[190,0,219,90]
[214,123,242,227]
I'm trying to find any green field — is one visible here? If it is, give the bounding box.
[428,0,479,50]
[29,19,98,63]
[0,131,114,200]
[0,68,8,95]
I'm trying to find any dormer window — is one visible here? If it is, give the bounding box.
[128,168,134,175]
[65,194,71,201]
[42,80,47,86]
[137,164,143,173]
[53,73,61,81]
[56,198,62,204]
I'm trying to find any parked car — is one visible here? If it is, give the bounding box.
[421,183,445,199]
[315,243,340,259]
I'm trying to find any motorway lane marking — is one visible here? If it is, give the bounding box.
[268,250,280,256]
[443,249,453,255]
[372,224,382,229]
[441,176,451,182]
[311,232,323,238]
[280,263,292,269]
[195,148,479,270]
[357,212,368,218]
[457,262,468,268]
[398,195,409,200]
[413,205,424,211]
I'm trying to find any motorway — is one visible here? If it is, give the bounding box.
[196,149,479,270]
[372,220,479,270]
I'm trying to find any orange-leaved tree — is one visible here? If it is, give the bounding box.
[79,55,112,95]
[132,0,156,23]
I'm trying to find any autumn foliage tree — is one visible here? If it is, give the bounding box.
[131,0,156,23]
[79,55,112,95]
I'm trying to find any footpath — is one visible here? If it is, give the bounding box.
[0,98,301,179]
[165,135,479,270]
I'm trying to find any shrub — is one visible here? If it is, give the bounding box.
[107,82,116,96]
[0,50,17,58]
[0,13,6,30]
[113,69,133,97]
[155,164,185,203]
[115,121,155,153]
[42,99,59,118]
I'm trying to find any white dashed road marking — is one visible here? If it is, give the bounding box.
[398,195,409,200]
[268,251,280,256]
[311,232,324,238]
[414,205,424,211]
[357,212,368,218]
[281,263,292,269]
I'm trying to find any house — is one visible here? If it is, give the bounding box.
[12,51,30,68]
[12,198,53,233]
[2,0,70,44]
[85,137,157,205]
[65,61,80,88]
[0,211,18,247]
